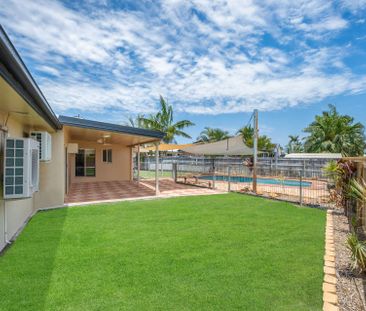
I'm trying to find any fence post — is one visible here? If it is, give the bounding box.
[299,171,303,206]
[173,162,177,182]
[228,166,231,192]
[213,165,216,189]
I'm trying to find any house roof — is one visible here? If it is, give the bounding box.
[0,26,61,130]
[59,115,165,140]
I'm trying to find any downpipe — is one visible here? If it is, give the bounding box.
[0,123,10,245]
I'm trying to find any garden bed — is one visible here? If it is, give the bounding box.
[333,210,366,311]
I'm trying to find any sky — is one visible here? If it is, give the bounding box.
[1,0,366,146]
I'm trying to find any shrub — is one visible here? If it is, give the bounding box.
[346,233,366,273]
[348,178,366,203]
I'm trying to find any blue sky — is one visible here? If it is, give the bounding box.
[1,0,366,146]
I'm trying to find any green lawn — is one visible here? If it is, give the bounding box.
[139,170,172,179]
[0,193,325,311]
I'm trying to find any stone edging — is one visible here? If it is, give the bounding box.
[323,210,339,311]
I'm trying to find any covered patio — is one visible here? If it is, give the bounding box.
[60,116,166,201]
[65,179,221,204]
[59,116,221,205]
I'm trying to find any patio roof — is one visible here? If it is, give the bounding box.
[60,115,165,146]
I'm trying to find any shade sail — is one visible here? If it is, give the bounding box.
[182,135,254,156]
[140,143,194,153]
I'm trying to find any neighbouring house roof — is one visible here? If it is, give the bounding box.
[140,143,194,152]
[284,153,342,159]
[59,115,165,140]
[182,135,254,156]
[0,26,61,130]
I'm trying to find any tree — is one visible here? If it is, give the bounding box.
[140,95,194,143]
[197,127,230,143]
[286,135,304,153]
[303,104,365,156]
[123,114,146,128]
[237,126,275,153]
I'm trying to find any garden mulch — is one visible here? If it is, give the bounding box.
[333,210,366,311]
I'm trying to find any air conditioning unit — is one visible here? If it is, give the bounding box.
[30,131,52,161]
[4,138,40,199]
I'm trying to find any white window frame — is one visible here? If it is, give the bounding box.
[75,148,96,177]
[102,149,112,163]
[4,137,39,199]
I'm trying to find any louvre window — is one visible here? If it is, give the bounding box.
[30,131,52,161]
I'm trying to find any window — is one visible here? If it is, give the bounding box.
[75,149,95,177]
[102,149,112,163]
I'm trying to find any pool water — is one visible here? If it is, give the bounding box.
[198,175,312,187]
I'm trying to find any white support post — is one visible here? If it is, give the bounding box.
[228,166,231,192]
[155,142,160,195]
[253,109,258,193]
[137,144,141,185]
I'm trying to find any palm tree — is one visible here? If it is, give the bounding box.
[237,126,275,153]
[123,114,145,128]
[286,135,304,153]
[140,95,194,143]
[197,127,230,143]
[304,104,365,156]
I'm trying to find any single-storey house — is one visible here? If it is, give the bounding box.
[0,26,165,251]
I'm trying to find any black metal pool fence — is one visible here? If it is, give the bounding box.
[136,156,334,207]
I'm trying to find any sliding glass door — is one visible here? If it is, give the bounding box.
[75,149,96,177]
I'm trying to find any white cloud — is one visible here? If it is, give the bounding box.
[0,0,366,115]
[37,65,60,77]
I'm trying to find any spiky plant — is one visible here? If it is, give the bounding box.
[348,178,366,203]
[323,160,341,183]
[346,233,366,273]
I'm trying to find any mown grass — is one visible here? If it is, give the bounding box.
[139,170,172,179]
[0,193,325,310]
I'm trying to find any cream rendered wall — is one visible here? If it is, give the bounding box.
[0,199,4,251]
[34,130,65,209]
[0,112,65,244]
[68,140,132,184]
[1,113,34,241]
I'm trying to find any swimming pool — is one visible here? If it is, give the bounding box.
[198,175,312,187]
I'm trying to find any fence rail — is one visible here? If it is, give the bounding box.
[135,156,334,207]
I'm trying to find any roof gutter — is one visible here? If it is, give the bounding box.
[59,115,165,140]
[0,25,61,130]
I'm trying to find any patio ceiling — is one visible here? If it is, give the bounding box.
[64,125,162,146]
